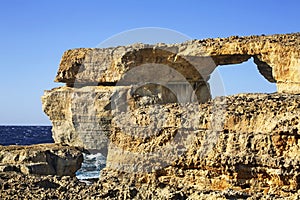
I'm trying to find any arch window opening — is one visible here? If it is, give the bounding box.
[209,57,277,98]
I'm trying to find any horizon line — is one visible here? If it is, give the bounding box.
[0,124,52,126]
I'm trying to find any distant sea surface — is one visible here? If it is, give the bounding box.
[0,126,54,145]
[0,126,105,180]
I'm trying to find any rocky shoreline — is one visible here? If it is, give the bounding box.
[0,173,293,200]
[0,144,83,177]
[1,169,300,199]
[2,93,300,199]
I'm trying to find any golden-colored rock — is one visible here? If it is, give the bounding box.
[100,93,300,198]
[55,33,300,94]
[42,86,116,153]
[40,33,300,199]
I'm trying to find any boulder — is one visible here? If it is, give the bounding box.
[0,143,83,176]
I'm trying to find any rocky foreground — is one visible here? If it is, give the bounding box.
[0,144,83,176]
[2,171,299,200]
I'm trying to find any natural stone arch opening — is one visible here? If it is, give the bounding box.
[121,48,277,100]
[210,57,277,96]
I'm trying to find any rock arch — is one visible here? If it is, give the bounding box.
[55,33,300,95]
[45,33,300,150]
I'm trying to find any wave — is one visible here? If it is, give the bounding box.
[76,152,106,180]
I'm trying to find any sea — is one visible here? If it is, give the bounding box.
[0,126,105,180]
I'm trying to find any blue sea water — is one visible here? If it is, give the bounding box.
[76,153,106,180]
[0,126,105,180]
[0,126,54,145]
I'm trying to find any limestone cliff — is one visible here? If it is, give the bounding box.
[41,33,300,199]
[42,33,300,150]
[42,86,112,152]
[100,93,300,199]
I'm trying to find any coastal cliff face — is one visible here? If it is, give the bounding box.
[100,93,300,199]
[40,33,300,198]
[42,86,113,153]
[42,33,300,151]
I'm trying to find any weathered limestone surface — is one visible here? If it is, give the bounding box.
[39,33,300,199]
[2,171,282,200]
[42,91,300,198]
[4,90,300,200]
[42,86,113,153]
[0,144,83,176]
[43,33,300,150]
[42,84,210,151]
[100,93,300,198]
[55,33,300,94]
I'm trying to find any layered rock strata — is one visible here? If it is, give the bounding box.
[42,33,300,150]
[102,93,300,198]
[55,33,300,94]
[0,144,83,176]
[0,171,273,200]
[5,93,300,199]
[42,86,114,153]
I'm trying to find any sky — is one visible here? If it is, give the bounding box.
[0,0,299,125]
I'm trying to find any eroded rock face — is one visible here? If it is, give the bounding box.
[43,33,300,150]
[42,83,210,151]
[41,33,300,198]
[42,86,113,153]
[55,33,300,94]
[0,144,83,176]
[102,93,300,198]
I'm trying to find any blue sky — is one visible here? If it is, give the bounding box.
[0,0,299,125]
